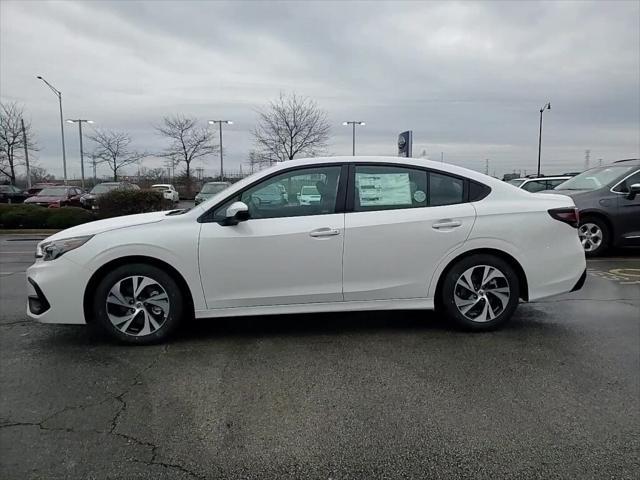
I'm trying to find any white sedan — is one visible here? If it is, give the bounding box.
[151,184,179,204]
[26,156,586,344]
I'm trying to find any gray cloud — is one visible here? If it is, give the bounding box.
[1,0,638,180]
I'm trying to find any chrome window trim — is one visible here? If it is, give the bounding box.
[610,169,640,195]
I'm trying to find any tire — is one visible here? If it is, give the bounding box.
[578,217,609,257]
[92,263,184,344]
[440,254,520,331]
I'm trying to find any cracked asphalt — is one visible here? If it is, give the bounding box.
[1,234,639,479]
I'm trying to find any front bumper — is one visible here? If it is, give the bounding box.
[26,256,88,324]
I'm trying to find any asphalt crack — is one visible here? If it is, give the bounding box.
[2,348,204,479]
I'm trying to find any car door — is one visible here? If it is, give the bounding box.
[343,165,476,301]
[198,164,346,309]
[613,170,640,246]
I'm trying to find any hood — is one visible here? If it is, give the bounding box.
[44,210,168,242]
[25,195,65,204]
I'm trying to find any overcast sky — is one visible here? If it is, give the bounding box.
[2,0,639,180]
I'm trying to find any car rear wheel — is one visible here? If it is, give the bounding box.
[578,217,609,257]
[441,254,520,331]
[93,263,183,344]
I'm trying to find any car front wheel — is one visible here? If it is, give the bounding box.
[441,254,520,331]
[578,217,609,257]
[92,263,184,344]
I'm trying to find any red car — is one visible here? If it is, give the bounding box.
[23,186,85,207]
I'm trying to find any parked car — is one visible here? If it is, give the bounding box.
[250,182,287,206]
[297,185,321,205]
[81,182,140,210]
[507,176,573,193]
[0,184,28,203]
[26,156,586,344]
[23,186,84,207]
[151,184,179,204]
[26,183,61,197]
[546,159,640,256]
[194,181,231,205]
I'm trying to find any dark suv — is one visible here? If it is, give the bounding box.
[550,159,640,256]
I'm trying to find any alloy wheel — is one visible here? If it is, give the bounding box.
[105,275,170,336]
[578,223,602,252]
[453,265,510,322]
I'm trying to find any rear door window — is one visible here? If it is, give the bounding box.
[353,165,427,211]
[429,172,464,206]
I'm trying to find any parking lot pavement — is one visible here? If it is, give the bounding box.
[0,236,638,480]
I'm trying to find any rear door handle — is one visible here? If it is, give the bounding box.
[309,227,341,238]
[432,220,462,230]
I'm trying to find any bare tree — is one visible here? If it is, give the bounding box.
[155,115,217,188]
[247,149,274,173]
[0,102,38,185]
[253,93,330,162]
[87,129,146,181]
[144,167,167,182]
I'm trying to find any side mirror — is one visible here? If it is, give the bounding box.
[224,201,250,225]
[627,183,640,200]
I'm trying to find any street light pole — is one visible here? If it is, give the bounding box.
[37,76,68,185]
[208,120,233,180]
[342,121,365,156]
[66,119,94,190]
[537,102,551,177]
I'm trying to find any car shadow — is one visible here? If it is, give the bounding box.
[26,302,564,348]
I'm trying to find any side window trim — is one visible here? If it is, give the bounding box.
[198,163,347,223]
[345,162,473,212]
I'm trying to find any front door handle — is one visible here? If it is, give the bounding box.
[309,227,341,238]
[432,220,462,230]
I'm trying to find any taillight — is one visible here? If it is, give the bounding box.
[548,207,579,228]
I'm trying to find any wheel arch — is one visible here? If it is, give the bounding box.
[434,248,529,306]
[83,255,195,324]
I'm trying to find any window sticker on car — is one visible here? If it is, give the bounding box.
[356,172,412,206]
[413,190,426,203]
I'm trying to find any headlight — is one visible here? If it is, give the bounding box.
[36,235,94,261]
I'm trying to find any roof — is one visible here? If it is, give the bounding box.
[510,176,572,181]
[613,158,640,165]
[233,156,515,194]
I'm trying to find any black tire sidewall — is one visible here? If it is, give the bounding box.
[580,217,609,257]
[93,263,184,344]
[441,254,520,331]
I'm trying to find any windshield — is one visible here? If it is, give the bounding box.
[301,186,319,195]
[37,187,67,197]
[91,184,120,194]
[201,183,229,194]
[555,166,635,191]
[507,179,525,187]
[0,185,16,193]
[152,186,170,191]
